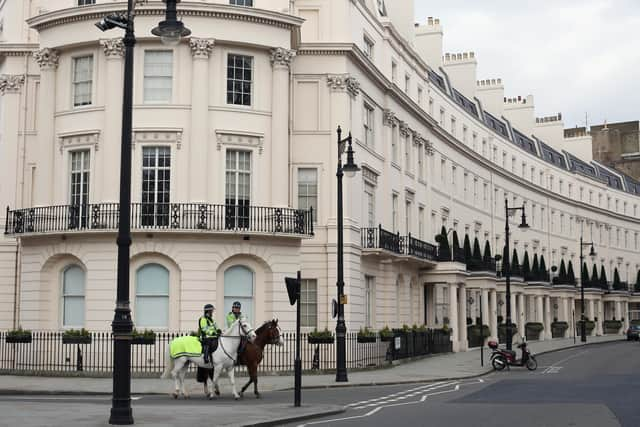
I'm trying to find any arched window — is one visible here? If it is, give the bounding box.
[135,263,169,328]
[224,265,254,324]
[62,265,85,327]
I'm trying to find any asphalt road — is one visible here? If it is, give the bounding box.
[1,340,637,427]
[286,340,639,427]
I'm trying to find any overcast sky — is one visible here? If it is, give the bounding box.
[414,0,640,129]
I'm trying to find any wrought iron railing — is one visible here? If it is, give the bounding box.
[0,329,451,376]
[4,203,314,237]
[361,225,437,262]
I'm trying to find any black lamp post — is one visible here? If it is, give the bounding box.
[503,199,529,351]
[335,126,359,382]
[96,1,190,424]
[579,237,596,343]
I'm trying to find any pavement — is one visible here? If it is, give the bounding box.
[0,334,625,426]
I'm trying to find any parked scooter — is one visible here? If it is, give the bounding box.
[489,337,537,371]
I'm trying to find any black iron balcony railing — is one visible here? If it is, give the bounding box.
[5,203,314,237]
[361,225,437,262]
[467,259,497,274]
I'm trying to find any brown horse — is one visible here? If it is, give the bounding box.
[196,319,282,399]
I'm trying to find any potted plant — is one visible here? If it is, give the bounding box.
[132,329,156,345]
[498,322,517,343]
[603,319,622,334]
[379,326,394,342]
[576,319,596,335]
[357,327,377,343]
[467,323,490,347]
[6,327,32,343]
[308,328,334,344]
[62,328,92,344]
[524,322,544,340]
[551,321,569,338]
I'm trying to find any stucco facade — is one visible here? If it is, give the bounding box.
[1,0,639,351]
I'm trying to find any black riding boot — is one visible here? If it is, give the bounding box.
[203,343,210,364]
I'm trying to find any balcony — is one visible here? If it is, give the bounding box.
[4,203,314,238]
[361,225,437,263]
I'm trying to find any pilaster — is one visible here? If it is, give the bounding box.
[189,38,215,202]
[32,48,59,207]
[458,284,468,351]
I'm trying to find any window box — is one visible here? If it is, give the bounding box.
[357,327,377,343]
[132,329,156,345]
[308,336,334,344]
[62,336,92,345]
[62,328,92,344]
[307,328,333,344]
[6,329,32,344]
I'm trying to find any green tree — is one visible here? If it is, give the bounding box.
[452,230,461,261]
[558,259,567,284]
[600,265,608,289]
[436,226,451,261]
[472,237,482,264]
[540,255,548,281]
[482,240,492,267]
[531,254,540,281]
[613,268,622,290]
[591,264,599,288]
[463,234,472,265]
[522,251,531,281]
[567,261,575,285]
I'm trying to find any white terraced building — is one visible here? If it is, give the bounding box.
[0,0,639,352]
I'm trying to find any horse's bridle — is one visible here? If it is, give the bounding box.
[267,323,282,345]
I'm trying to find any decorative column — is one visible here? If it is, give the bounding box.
[33,48,59,207]
[489,290,497,341]
[536,296,544,340]
[510,293,517,328]
[481,289,490,343]
[0,74,26,223]
[518,293,526,334]
[100,39,125,202]
[448,283,459,351]
[561,298,570,337]
[588,299,595,336]
[189,38,215,202]
[623,301,629,334]
[270,47,295,207]
[458,284,468,351]
[596,300,603,335]
[544,295,552,339]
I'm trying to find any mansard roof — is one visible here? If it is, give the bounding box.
[451,88,479,118]
[512,129,538,156]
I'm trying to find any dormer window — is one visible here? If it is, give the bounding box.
[230,0,253,6]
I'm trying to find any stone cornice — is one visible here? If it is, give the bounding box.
[190,38,215,59]
[0,74,25,95]
[0,43,39,57]
[27,2,303,42]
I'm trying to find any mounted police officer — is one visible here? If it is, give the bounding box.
[226,301,246,364]
[199,304,220,364]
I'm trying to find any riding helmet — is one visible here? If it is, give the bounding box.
[204,303,214,311]
[232,301,241,309]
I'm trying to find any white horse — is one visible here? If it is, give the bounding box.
[161,318,256,400]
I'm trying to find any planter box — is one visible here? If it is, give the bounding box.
[525,328,542,340]
[551,322,568,338]
[497,325,518,343]
[356,336,377,343]
[307,336,334,344]
[576,321,596,335]
[603,321,622,334]
[380,335,394,342]
[6,335,32,344]
[132,336,156,345]
[62,336,92,345]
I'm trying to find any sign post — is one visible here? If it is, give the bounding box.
[285,271,302,407]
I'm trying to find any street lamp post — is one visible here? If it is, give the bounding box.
[579,236,596,343]
[335,126,359,382]
[96,1,190,424]
[503,199,529,351]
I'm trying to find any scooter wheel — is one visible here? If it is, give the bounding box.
[492,356,507,371]
[526,357,537,371]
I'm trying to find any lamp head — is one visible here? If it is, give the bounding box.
[343,132,359,177]
[152,0,191,46]
[589,244,597,260]
[518,212,529,231]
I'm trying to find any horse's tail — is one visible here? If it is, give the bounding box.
[161,345,174,379]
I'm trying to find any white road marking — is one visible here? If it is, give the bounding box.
[345,381,452,407]
[298,380,484,427]
[351,381,460,409]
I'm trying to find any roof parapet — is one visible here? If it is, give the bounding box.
[477,78,503,87]
[443,51,476,63]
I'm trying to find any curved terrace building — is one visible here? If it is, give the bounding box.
[0,0,639,352]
